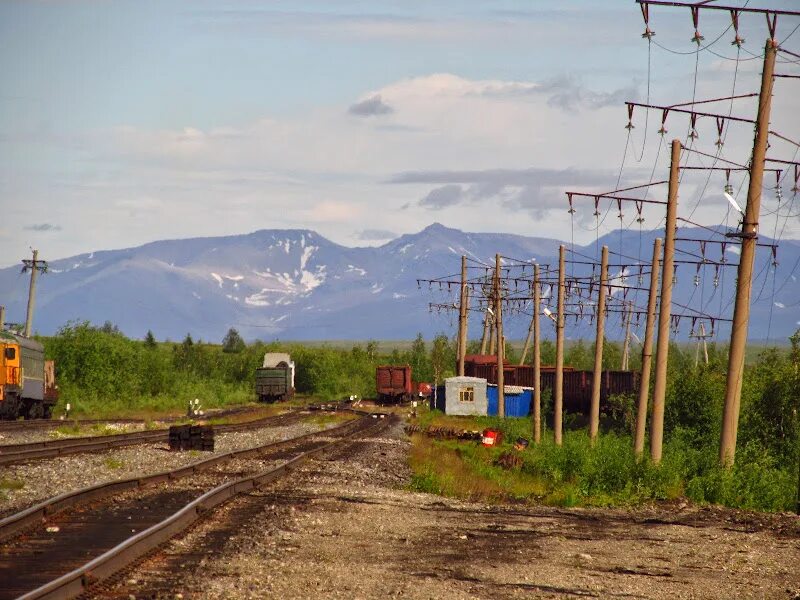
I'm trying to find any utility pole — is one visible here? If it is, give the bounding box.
[463,287,470,365]
[590,245,609,443]
[22,249,47,338]
[650,139,681,464]
[554,244,566,445]
[489,317,496,355]
[720,39,778,466]
[480,309,491,354]
[532,263,542,444]
[458,255,468,376]
[0,306,5,331]
[621,302,633,371]
[495,253,505,418]
[635,237,662,458]
[691,322,711,367]
[519,293,535,366]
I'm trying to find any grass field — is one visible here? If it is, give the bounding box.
[407,410,798,512]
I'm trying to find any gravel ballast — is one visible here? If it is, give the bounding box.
[100,420,800,600]
[0,415,341,518]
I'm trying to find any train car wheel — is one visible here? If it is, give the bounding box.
[0,393,23,420]
[25,401,46,420]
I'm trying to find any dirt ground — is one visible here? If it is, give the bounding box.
[105,421,800,600]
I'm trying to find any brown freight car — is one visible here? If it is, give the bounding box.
[375,365,414,404]
[463,355,638,414]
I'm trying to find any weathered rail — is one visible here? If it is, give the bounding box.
[0,410,304,466]
[1,411,389,599]
[0,405,263,433]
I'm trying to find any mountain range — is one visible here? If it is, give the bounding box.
[1,223,798,344]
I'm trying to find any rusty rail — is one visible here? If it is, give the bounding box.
[0,410,375,543]
[13,412,389,600]
[0,411,303,467]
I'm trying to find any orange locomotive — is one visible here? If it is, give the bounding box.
[0,331,58,419]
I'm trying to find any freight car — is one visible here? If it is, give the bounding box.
[0,331,58,419]
[255,353,295,402]
[538,370,640,413]
[375,365,414,404]
[463,354,638,414]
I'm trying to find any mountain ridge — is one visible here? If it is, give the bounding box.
[1,224,798,343]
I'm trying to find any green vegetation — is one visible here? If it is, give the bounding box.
[0,478,25,491]
[37,321,799,513]
[103,457,125,470]
[304,412,356,427]
[40,322,457,417]
[409,330,800,513]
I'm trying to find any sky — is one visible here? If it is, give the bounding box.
[1,0,799,267]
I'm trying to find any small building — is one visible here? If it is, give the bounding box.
[433,376,488,416]
[487,385,533,417]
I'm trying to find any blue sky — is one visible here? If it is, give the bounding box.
[1,1,798,265]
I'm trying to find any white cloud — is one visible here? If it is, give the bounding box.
[2,68,797,265]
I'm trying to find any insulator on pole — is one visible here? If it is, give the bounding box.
[730,9,745,46]
[690,6,704,44]
[716,117,726,148]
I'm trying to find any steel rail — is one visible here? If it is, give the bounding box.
[0,411,303,467]
[14,413,389,600]
[0,410,369,543]
[0,405,262,432]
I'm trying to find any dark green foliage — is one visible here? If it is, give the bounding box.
[411,328,800,513]
[221,328,246,354]
[430,334,456,385]
[408,333,430,382]
[144,330,157,349]
[564,339,592,370]
[42,323,462,410]
[41,321,800,512]
[540,340,556,365]
[99,321,120,335]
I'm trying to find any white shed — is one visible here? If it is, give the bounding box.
[437,376,488,416]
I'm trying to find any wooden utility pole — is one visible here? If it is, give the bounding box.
[720,39,777,466]
[520,295,535,366]
[621,302,633,371]
[480,309,491,354]
[634,237,662,458]
[650,139,681,464]
[590,245,609,443]
[463,287,470,365]
[532,263,542,444]
[22,249,47,338]
[488,318,496,355]
[457,255,468,376]
[495,253,505,418]
[554,244,566,445]
[691,322,711,367]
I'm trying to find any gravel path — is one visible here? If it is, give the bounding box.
[0,415,343,518]
[102,420,800,600]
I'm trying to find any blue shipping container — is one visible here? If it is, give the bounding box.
[487,385,532,417]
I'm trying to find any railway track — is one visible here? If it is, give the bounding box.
[0,405,263,433]
[0,410,305,467]
[0,411,389,600]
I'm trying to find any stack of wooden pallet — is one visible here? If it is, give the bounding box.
[168,425,215,451]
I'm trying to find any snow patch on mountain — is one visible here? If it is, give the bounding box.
[300,246,316,270]
[346,265,367,276]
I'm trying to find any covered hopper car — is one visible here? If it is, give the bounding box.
[0,331,58,419]
[255,353,295,402]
